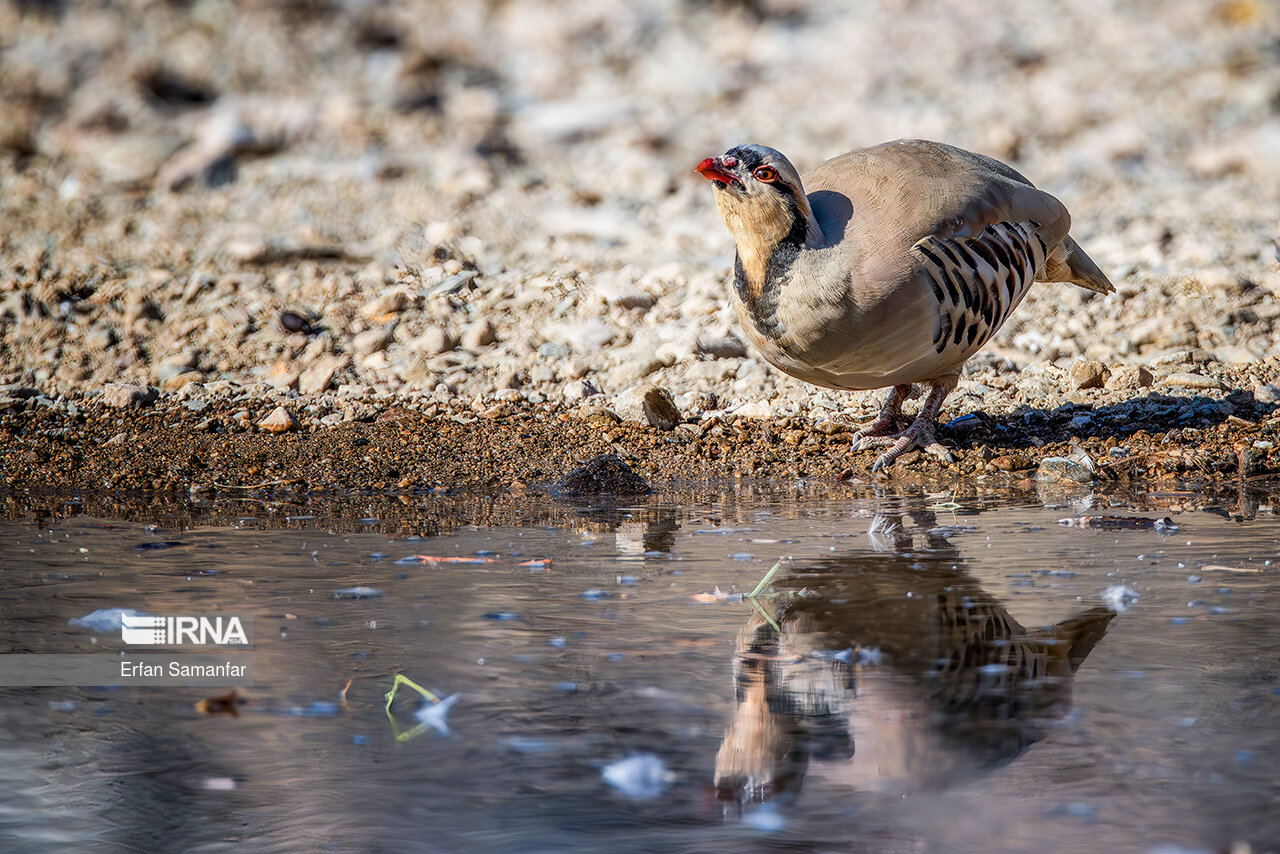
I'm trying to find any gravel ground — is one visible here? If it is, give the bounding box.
[2,0,1279,492]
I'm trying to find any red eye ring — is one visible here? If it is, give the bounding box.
[753,166,778,182]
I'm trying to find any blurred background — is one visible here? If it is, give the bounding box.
[1,0,1277,411]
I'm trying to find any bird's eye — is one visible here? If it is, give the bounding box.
[753,166,778,182]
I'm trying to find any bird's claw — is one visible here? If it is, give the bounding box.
[862,419,953,472]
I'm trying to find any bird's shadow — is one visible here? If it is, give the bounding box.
[938,389,1275,452]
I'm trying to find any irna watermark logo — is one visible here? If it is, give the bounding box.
[121,614,251,647]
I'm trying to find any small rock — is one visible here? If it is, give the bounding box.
[563,379,601,402]
[101,383,159,409]
[565,318,616,354]
[1254,382,1280,404]
[161,370,203,392]
[573,405,620,424]
[258,406,298,433]
[1069,360,1110,390]
[613,384,681,430]
[1104,365,1154,391]
[353,327,394,356]
[554,454,651,496]
[408,327,456,356]
[1161,373,1226,391]
[731,401,774,419]
[359,290,409,319]
[696,335,749,359]
[606,358,666,388]
[423,271,478,298]
[266,370,299,392]
[595,276,656,310]
[991,454,1035,471]
[461,319,497,349]
[299,355,348,395]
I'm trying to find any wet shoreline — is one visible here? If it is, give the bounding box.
[4,388,1279,506]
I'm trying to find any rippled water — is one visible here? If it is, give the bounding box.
[2,485,1279,853]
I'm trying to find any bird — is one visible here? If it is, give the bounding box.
[695,139,1114,471]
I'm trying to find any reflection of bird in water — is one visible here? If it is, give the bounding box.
[714,520,1117,809]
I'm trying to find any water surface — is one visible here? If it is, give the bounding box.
[2,485,1279,853]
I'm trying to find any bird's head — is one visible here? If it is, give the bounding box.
[695,144,821,262]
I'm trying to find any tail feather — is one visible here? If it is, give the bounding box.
[1044,236,1114,294]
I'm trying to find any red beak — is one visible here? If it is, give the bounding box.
[695,157,741,187]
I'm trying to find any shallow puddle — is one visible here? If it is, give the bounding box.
[2,485,1279,853]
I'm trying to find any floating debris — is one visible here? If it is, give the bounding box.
[195,689,245,716]
[690,587,738,604]
[202,777,238,791]
[518,558,552,569]
[384,673,460,741]
[289,701,340,717]
[333,586,383,599]
[1102,584,1140,613]
[415,693,460,735]
[601,753,673,799]
[68,607,148,632]
[1057,516,1178,532]
[134,541,187,550]
[395,555,496,565]
[580,588,609,600]
[1200,564,1263,574]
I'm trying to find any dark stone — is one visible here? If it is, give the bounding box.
[553,454,651,496]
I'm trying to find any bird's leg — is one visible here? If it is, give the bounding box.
[850,376,959,472]
[849,384,915,450]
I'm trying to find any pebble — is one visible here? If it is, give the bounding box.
[353,327,394,356]
[1104,365,1154,391]
[161,370,203,392]
[1069,360,1109,390]
[460,319,497,350]
[697,335,749,359]
[1161,373,1226,391]
[101,383,159,409]
[359,290,409,319]
[258,406,298,433]
[1253,382,1280,404]
[408,327,456,356]
[562,379,601,402]
[299,355,348,395]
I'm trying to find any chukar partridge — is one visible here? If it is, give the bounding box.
[696,140,1114,470]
